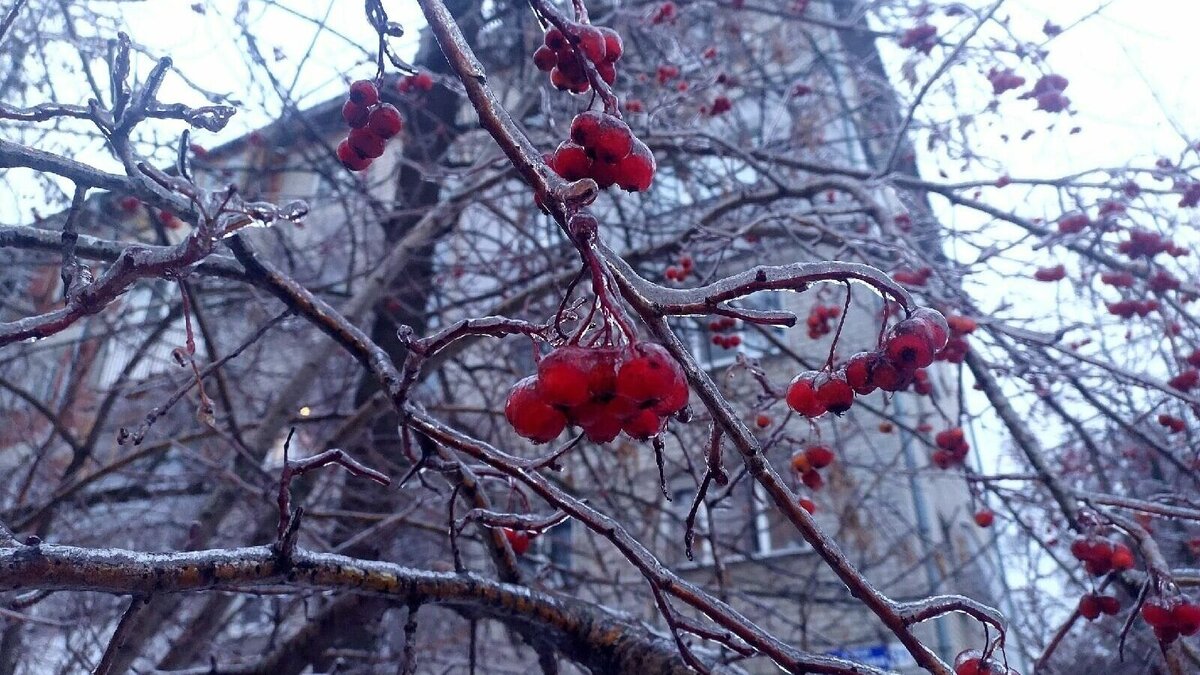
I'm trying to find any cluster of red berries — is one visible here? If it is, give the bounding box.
[1069,535,1136,576]
[655,64,680,85]
[502,528,535,555]
[1022,74,1069,113]
[505,342,688,444]
[932,427,970,469]
[1169,369,1199,392]
[954,649,1020,675]
[1143,597,1200,643]
[785,308,949,419]
[805,303,841,339]
[706,95,733,116]
[396,71,434,94]
[1177,180,1200,207]
[939,314,976,363]
[664,254,694,282]
[1100,271,1134,287]
[789,445,835,491]
[1118,228,1184,259]
[337,80,404,172]
[899,23,938,54]
[987,67,1026,95]
[533,24,622,93]
[1034,264,1066,282]
[1057,212,1091,233]
[892,267,933,286]
[1107,299,1158,319]
[1077,593,1121,621]
[1148,269,1180,292]
[548,112,655,192]
[707,316,742,350]
[1158,413,1186,433]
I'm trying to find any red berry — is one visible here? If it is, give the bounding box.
[574,397,634,443]
[1057,213,1090,233]
[544,27,567,50]
[366,104,403,138]
[816,375,854,414]
[505,376,568,443]
[570,110,603,146]
[576,113,634,162]
[910,308,950,351]
[710,96,732,115]
[1142,599,1175,628]
[574,25,607,63]
[503,528,534,555]
[533,45,558,71]
[1175,603,1200,636]
[413,72,434,91]
[615,139,656,192]
[348,79,379,106]
[1083,557,1112,577]
[786,372,826,418]
[596,61,617,85]
[804,445,835,469]
[1078,594,1101,620]
[348,128,386,160]
[598,27,623,62]
[952,650,1008,675]
[799,498,816,514]
[1096,595,1121,616]
[885,331,934,370]
[538,345,595,407]
[946,315,978,335]
[551,141,593,181]
[617,343,688,415]
[623,409,663,440]
[1034,264,1067,282]
[589,159,620,189]
[868,359,911,392]
[801,469,823,490]
[337,140,371,171]
[974,509,995,528]
[755,413,771,428]
[843,352,878,395]
[1169,369,1199,392]
[1154,625,1181,643]
[1110,543,1135,571]
[341,100,370,128]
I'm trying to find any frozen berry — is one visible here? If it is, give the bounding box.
[337,140,371,171]
[505,376,567,443]
[367,104,403,138]
[816,374,855,414]
[617,343,688,415]
[348,79,380,106]
[341,100,370,128]
[786,371,826,418]
[348,128,386,160]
